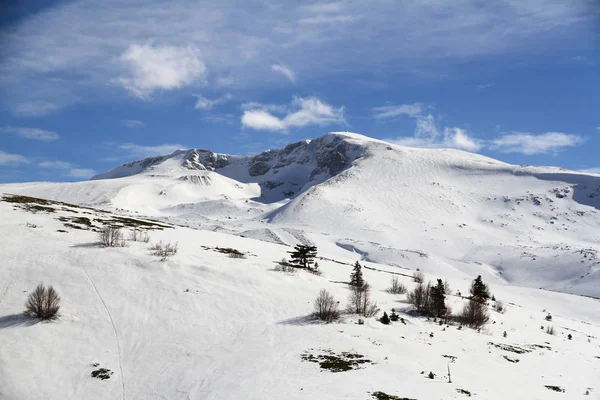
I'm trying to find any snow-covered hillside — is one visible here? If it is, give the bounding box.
[3,132,599,297]
[0,194,598,400]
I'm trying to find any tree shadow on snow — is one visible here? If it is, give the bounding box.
[277,314,323,326]
[0,314,39,329]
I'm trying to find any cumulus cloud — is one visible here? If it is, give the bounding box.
[489,132,585,155]
[478,82,495,89]
[67,168,97,178]
[373,103,423,119]
[0,126,59,141]
[122,120,144,128]
[116,43,206,99]
[194,93,232,110]
[271,64,296,82]
[0,151,30,166]
[13,102,63,117]
[241,96,346,131]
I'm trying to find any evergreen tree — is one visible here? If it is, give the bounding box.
[430,279,447,318]
[380,311,390,325]
[288,245,318,270]
[469,275,490,301]
[349,261,365,287]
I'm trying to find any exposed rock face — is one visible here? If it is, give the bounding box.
[183,149,229,171]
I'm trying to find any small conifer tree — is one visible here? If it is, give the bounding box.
[380,311,390,325]
[349,261,365,287]
[288,245,318,270]
[469,275,490,301]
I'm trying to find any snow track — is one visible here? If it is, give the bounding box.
[79,262,126,400]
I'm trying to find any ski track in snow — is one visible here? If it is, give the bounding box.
[79,263,126,400]
[0,281,10,307]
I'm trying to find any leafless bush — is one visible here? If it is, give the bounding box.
[149,241,178,260]
[545,325,555,335]
[460,298,489,329]
[128,229,150,243]
[314,289,340,323]
[413,270,425,283]
[444,304,453,324]
[274,258,296,273]
[99,226,126,247]
[388,276,407,294]
[443,279,452,295]
[346,283,379,317]
[24,283,60,321]
[407,281,431,313]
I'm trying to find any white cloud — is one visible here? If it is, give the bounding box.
[391,127,482,152]
[118,143,186,157]
[116,43,206,99]
[39,160,72,169]
[372,103,423,119]
[0,151,30,166]
[0,126,59,141]
[67,168,96,178]
[478,82,495,89]
[122,120,144,128]
[271,64,296,82]
[577,167,600,175]
[13,101,63,117]
[241,110,286,131]
[194,93,232,110]
[241,96,346,131]
[490,132,585,155]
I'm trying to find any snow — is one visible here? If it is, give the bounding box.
[1,131,600,399]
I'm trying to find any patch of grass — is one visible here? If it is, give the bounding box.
[301,349,373,372]
[64,223,86,230]
[56,229,68,233]
[456,389,472,397]
[111,216,168,229]
[216,247,245,256]
[2,194,51,205]
[71,217,93,226]
[545,386,565,393]
[372,392,416,400]
[488,342,531,354]
[526,343,552,350]
[503,355,520,363]
[91,368,113,380]
[442,355,457,363]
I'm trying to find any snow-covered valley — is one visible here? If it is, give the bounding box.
[1,132,599,399]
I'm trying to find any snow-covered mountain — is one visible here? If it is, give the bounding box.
[1,131,600,399]
[3,132,600,297]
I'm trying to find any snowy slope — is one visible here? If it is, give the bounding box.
[3,132,600,298]
[0,196,599,400]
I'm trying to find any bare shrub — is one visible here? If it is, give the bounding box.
[314,289,340,323]
[346,283,379,317]
[388,276,407,294]
[149,241,178,260]
[24,283,60,321]
[99,226,126,247]
[407,281,431,314]
[443,279,452,295]
[444,304,453,324]
[545,325,555,335]
[128,229,150,243]
[460,298,489,329]
[413,270,425,283]
[274,258,296,273]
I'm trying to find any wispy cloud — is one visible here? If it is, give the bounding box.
[115,43,206,99]
[1,0,593,114]
[39,160,72,169]
[0,126,59,141]
[489,132,585,155]
[67,168,96,178]
[379,104,583,154]
[117,143,186,157]
[271,64,296,82]
[0,151,30,166]
[478,82,495,89]
[241,96,345,132]
[373,103,423,119]
[194,93,232,110]
[122,120,144,128]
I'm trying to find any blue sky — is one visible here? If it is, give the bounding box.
[0,0,598,182]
